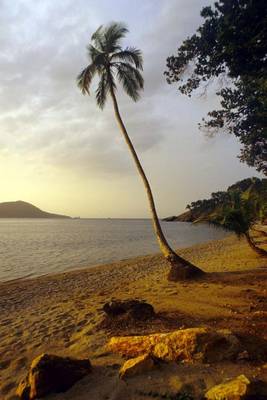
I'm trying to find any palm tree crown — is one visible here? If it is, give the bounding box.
[77,22,144,108]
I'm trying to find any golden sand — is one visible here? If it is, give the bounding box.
[0,233,266,399]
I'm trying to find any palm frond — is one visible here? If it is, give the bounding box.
[111,47,143,70]
[209,207,253,237]
[222,209,251,236]
[107,69,117,92]
[77,21,144,107]
[91,25,105,51]
[116,73,139,101]
[77,64,96,94]
[103,22,128,53]
[95,71,116,109]
[87,45,105,65]
[115,62,144,101]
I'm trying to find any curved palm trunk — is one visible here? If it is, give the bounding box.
[245,232,267,257]
[110,89,204,280]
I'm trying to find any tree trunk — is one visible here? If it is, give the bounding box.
[245,232,267,257]
[110,89,204,280]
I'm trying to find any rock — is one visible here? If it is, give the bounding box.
[107,327,240,363]
[119,354,155,378]
[16,353,91,400]
[103,300,155,320]
[205,375,251,400]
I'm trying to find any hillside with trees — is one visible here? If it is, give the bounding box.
[164,177,267,224]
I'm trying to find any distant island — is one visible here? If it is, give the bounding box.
[163,177,267,223]
[0,201,70,219]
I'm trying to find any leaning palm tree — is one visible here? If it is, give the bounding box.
[212,198,267,257]
[77,22,203,280]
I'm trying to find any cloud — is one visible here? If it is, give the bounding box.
[0,0,259,200]
[2,0,185,176]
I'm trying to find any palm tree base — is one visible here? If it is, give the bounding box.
[167,262,204,281]
[245,232,267,257]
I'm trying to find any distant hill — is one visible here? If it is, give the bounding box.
[163,178,267,224]
[0,201,70,219]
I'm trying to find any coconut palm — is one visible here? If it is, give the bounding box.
[213,198,267,257]
[77,22,203,280]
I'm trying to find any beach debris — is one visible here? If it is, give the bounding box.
[107,327,240,363]
[16,353,91,400]
[119,353,156,378]
[204,374,251,399]
[103,299,155,320]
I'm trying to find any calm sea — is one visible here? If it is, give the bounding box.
[0,219,227,282]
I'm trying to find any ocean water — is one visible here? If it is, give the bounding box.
[0,219,228,282]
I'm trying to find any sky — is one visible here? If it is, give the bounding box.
[0,0,263,218]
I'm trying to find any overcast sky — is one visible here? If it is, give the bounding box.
[0,0,262,218]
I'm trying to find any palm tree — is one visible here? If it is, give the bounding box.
[212,197,267,257]
[77,22,204,280]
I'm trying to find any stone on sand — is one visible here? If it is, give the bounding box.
[107,327,240,363]
[205,374,251,400]
[119,354,155,378]
[16,353,91,400]
[103,299,155,320]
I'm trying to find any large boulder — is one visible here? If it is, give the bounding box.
[205,375,251,400]
[119,354,155,379]
[16,353,91,400]
[103,299,155,320]
[107,327,240,363]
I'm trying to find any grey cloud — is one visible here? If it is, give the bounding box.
[138,0,213,97]
[0,0,253,186]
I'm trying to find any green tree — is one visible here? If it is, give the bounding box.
[77,22,203,280]
[212,195,266,256]
[165,0,267,174]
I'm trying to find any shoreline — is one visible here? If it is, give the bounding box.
[0,234,266,399]
[0,234,258,288]
[0,219,229,283]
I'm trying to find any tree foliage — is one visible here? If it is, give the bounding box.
[77,22,143,108]
[165,0,267,174]
[187,177,267,223]
[211,194,255,237]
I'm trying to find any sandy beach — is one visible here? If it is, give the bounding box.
[0,232,267,399]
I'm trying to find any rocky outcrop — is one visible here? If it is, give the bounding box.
[103,300,155,321]
[162,211,193,222]
[119,354,155,378]
[107,327,240,363]
[16,353,91,400]
[205,375,251,400]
